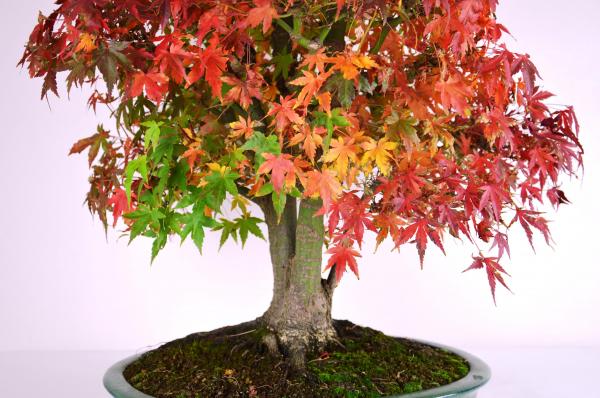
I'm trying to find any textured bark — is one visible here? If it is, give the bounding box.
[259,197,337,372]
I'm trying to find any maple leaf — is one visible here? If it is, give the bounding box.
[351,54,378,70]
[324,244,361,282]
[267,95,303,132]
[289,70,330,107]
[463,256,511,305]
[68,129,108,166]
[323,137,360,179]
[301,170,343,214]
[154,34,192,84]
[511,53,540,96]
[490,231,510,259]
[546,187,570,209]
[395,219,431,268]
[181,141,205,169]
[257,153,295,192]
[196,8,223,40]
[435,74,474,115]
[479,184,510,221]
[107,188,134,227]
[289,124,324,162]
[327,193,375,247]
[187,37,228,95]
[330,55,360,80]
[130,71,169,103]
[74,33,97,53]
[229,116,257,140]
[300,48,329,73]
[222,72,263,109]
[246,0,278,34]
[510,209,551,250]
[361,138,398,175]
[316,92,331,115]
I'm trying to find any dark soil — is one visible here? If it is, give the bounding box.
[124,320,469,398]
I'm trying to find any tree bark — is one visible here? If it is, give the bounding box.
[259,197,337,372]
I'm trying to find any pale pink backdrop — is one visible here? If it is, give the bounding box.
[0,1,599,396]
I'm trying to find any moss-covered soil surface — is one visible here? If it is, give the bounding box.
[124,320,469,398]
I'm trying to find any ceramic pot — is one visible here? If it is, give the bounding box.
[104,340,491,398]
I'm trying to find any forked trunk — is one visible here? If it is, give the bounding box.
[258,197,337,372]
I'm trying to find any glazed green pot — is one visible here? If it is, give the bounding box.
[104,340,491,398]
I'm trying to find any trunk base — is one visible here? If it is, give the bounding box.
[259,292,338,373]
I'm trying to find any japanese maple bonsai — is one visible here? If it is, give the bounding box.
[20,0,583,396]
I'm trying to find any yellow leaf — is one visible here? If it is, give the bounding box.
[323,137,360,178]
[351,54,378,69]
[75,33,97,53]
[361,138,398,175]
[330,55,360,80]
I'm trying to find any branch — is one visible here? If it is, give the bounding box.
[324,263,339,296]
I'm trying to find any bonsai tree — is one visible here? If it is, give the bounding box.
[20,0,583,372]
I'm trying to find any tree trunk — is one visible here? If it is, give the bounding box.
[259,197,337,372]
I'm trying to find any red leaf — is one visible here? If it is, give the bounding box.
[222,69,264,109]
[511,209,552,250]
[268,95,303,132]
[463,256,511,304]
[246,0,278,34]
[301,170,343,214]
[130,71,169,103]
[107,188,134,228]
[395,219,438,268]
[325,244,361,282]
[257,153,295,192]
[187,37,229,95]
[435,74,473,115]
[490,231,510,259]
[479,184,509,221]
[154,34,192,84]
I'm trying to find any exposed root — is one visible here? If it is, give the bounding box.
[258,319,338,374]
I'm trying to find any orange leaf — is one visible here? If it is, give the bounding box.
[246,0,278,34]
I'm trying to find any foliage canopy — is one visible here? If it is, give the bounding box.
[21,0,583,302]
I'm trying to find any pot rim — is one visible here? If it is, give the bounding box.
[104,339,491,398]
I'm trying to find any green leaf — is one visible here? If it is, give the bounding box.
[358,75,377,95]
[214,219,239,249]
[239,131,281,166]
[151,130,179,162]
[385,110,419,145]
[180,204,216,253]
[255,182,274,197]
[272,51,294,80]
[168,160,189,193]
[141,120,163,150]
[95,41,130,93]
[315,108,349,154]
[155,164,171,195]
[271,191,287,219]
[151,230,167,263]
[236,215,265,247]
[326,73,356,108]
[124,155,148,204]
[204,169,240,207]
[123,206,165,242]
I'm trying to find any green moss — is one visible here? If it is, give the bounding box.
[124,321,469,398]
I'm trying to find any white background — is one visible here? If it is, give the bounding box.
[1,1,599,397]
